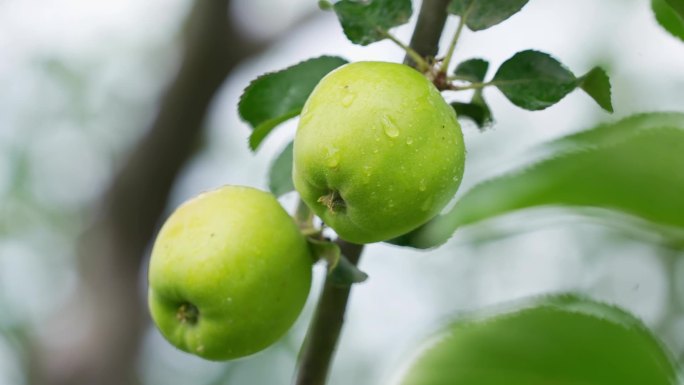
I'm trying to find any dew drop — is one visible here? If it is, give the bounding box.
[381,115,400,138]
[363,165,372,181]
[325,146,340,168]
[419,179,427,191]
[421,196,434,211]
[452,175,460,182]
[342,93,355,107]
[406,137,414,145]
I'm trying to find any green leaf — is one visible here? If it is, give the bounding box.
[318,0,334,11]
[307,238,341,269]
[238,56,348,150]
[493,50,578,111]
[329,253,368,286]
[653,0,684,41]
[453,58,489,82]
[390,112,684,248]
[268,141,294,197]
[333,0,412,45]
[578,67,613,113]
[452,59,492,128]
[451,93,492,128]
[400,294,678,385]
[306,238,368,286]
[448,0,529,31]
[667,0,684,18]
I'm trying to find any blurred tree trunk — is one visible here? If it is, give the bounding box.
[31,1,262,384]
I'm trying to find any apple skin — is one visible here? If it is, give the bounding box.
[148,186,312,361]
[293,61,465,244]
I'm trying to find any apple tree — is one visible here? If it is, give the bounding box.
[148,0,684,384]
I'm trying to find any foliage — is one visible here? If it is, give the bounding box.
[391,113,684,248]
[401,295,678,385]
[229,0,684,384]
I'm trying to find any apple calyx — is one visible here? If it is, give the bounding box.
[177,302,199,325]
[318,190,346,213]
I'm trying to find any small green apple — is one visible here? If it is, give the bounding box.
[148,185,312,360]
[293,61,465,244]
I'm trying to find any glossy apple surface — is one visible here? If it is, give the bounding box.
[294,61,465,244]
[148,186,312,360]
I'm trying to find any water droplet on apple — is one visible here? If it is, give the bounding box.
[325,146,340,168]
[406,137,414,145]
[381,115,400,138]
[421,196,433,211]
[363,165,372,181]
[341,93,356,107]
[419,179,426,191]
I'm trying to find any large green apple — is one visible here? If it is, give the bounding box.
[148,185,312,360]
[293,61,465,244]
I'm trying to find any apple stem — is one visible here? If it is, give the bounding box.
[317,190,346,213]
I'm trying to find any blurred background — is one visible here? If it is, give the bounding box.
[1,0,684,384]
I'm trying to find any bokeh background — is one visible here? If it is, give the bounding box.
[1,0,684,384]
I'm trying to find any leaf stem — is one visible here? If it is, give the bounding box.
[381,30,431,71]
[439,4,472,73]
[446,80,497,91]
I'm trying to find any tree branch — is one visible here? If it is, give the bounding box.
[293,240,364,385]
[404,0,451,65]
[294,1,452,384]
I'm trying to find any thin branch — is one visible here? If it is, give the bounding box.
[439,3,473,73]
[381,30,430,71]
[293,240,364,385]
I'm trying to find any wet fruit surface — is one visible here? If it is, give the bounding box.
[294,61,466,243]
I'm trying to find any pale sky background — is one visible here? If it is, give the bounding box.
[1,0,684,384]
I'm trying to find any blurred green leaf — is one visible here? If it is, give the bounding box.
[653,0,684,41]
[268,141,294,197]
[333,0,412,45]
[453,58,489,82]
[667,0,684,16]
[390,112,684,248]
[318,0,334,11]
[238,56,348,150]
[448,0,529,31]
[400,294,678,385]
[579,67,613,113]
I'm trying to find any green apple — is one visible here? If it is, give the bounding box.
[148,185,312,360]
[293,61,465,244]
